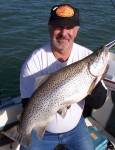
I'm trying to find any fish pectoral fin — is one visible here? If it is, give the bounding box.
[34,125,47,140]
[57,107,68,118]
[57,103,72,118]
[88,77,102,95]
[88,79,96,94]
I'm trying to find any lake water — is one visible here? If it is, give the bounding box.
[0,0,115,99]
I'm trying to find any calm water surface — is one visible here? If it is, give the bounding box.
[0,0,115,99]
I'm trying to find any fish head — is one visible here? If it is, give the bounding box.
[88,46,109,77]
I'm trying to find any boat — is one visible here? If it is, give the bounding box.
[0,44,115,150]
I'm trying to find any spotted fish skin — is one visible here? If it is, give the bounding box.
[4,45,108,147]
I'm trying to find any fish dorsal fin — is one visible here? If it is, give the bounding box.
[33,74,50,91]
[34,125,47,140]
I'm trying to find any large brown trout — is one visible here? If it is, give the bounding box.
[4,45,109,147]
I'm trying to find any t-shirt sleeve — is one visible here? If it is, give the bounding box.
[20,63,36,98]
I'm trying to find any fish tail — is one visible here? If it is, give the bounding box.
[4,125,31,147]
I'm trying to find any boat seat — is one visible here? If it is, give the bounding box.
[85,90,115,147]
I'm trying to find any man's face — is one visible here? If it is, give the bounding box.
[49,24,79,51]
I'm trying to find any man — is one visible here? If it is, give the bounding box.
[20,4,107,150]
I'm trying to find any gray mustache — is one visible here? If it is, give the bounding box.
[56,35,70,40]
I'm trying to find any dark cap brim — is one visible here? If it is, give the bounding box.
[49,18,80,26]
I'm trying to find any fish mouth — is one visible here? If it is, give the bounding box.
[104,46,109,58]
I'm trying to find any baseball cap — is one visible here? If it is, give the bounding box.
[48,4,80,26]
